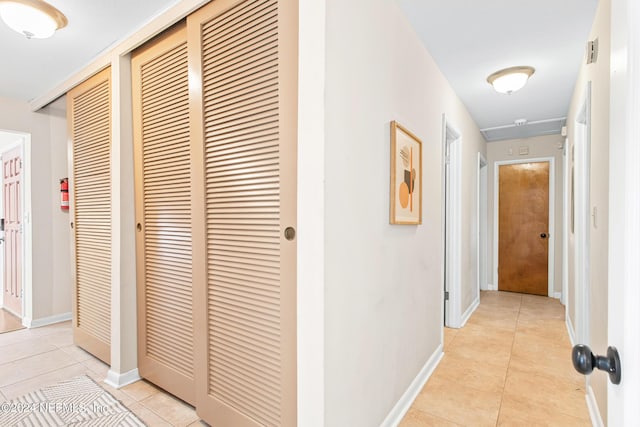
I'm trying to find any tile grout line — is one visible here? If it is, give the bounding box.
[0,348,82,389]
[494,294,523,426]
[0,325,72,348]
[0,361,90,400]
[0,343,65,367]
[136,393,198,426]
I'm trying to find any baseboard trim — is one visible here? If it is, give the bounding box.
[23,312,72,329]
[105,368,141,389]
[566,314,576,347]
[554,292,562,300]
[460,297,480,328]
[380,345,443,427]
[586,385,605,427]
[487,284,497,291]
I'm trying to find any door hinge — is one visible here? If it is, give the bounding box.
[445,291,450,301]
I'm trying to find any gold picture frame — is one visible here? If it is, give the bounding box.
[390,121,422,224]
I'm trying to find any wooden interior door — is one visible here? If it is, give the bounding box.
[67,68,112,363]
[132,22,196,405]
[498,162,550,295]
[2,147,22,316]
[188,0,298,424]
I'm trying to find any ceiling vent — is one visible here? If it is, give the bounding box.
[480,117,567,142]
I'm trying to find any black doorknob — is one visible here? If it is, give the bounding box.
[572,344,621,385]
[540,232,548,238]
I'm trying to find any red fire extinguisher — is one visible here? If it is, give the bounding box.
[60,178,69,210]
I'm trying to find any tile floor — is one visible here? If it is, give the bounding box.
[0,321,204,426]
[400,291,590,426]
[0,291,589,427]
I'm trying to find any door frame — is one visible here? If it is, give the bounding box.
[574,82,591,346]
[0,130,32,326]
[477,153,488,292]
[442,115,462,328]
[562,137,569,308]
[493,157,556,297]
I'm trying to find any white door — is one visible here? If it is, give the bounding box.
[443,117,461,328]
[478,154,487,291]
[608,0,640,424]
[2,146,22,317]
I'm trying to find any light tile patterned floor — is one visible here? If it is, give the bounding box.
[0,321,204,426]
[400,291,590,426]
[0,292,589,426]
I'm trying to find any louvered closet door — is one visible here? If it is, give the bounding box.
[67,67,112,364]
[188,0,298,425]
[132,23,196,405]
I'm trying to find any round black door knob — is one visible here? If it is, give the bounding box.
[572,344,621,385]
[540,233,548,238]
[572,344,594,374]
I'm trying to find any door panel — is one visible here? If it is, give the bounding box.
[67,67,112,363]
[188,0,297,424]
[498,162,550,296]
[2,147,22,316]
[132,22,195,405]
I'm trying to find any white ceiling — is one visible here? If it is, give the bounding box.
[0,0,179,102]
[0,0,600,142]
[397,0,599,141]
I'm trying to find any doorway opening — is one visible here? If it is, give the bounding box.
[443,116,462,328]
[478,154,488,293]
[0,129,32,328]
[0,129,32,326]
[574,82,591,346]
[493,158,555,297]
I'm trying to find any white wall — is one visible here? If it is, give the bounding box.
[566,0,611,421]
[487,134,564,296]
[0,96,71,322]
[47,97,72,317]
[297,0,326,424]
[324,0,485,424]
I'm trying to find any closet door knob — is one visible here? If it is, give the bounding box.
[284,227,295,241]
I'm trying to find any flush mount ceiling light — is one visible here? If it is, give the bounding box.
[0,0,67,39]
[487,66,535,95]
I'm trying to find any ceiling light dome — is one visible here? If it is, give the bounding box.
[487,66,535,95]
[0,0,67,39]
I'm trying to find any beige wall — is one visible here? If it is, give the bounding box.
[48,97,73,317]
[487,134,565,296]
[566,0,611,421]
[0,96,71,323]
[323,0,485,424]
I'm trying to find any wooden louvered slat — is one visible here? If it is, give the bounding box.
[189,0,297,425]
[68,67,112,364]
[132,22,196,405]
